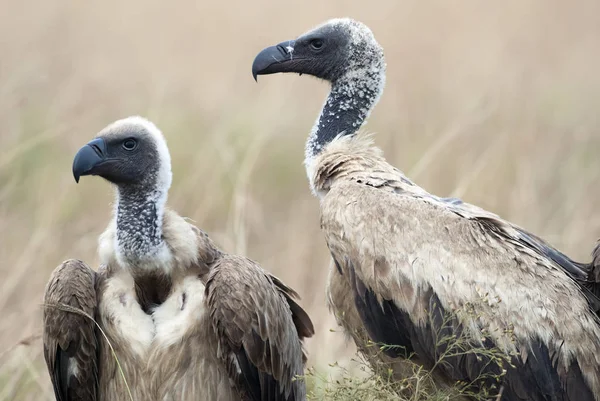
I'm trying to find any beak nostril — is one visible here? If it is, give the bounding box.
[276,45,289,56]
[90,144,103,157]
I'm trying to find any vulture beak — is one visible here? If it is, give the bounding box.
[251,40,297,81]
[72,137,108,183]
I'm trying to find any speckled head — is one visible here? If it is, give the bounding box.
[72,116,172,193]
[252,18,387,176]
[252,18,386,84]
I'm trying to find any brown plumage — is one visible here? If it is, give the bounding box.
[253,18,600,400]
[207,256,313,400]
[317,135,600,398]
[43,260,98,401]
[42,116,314,401]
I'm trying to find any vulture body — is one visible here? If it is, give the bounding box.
[252,18,600,400]
[42,117,314,401]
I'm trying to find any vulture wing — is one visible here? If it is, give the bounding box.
[267,274,315,348]
[206,255,313,401]
[437,196,600,311]
[43,259,99,401]
[321,178,600,400]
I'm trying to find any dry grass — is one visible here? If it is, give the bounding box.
[306,299,517,401]
[0,0,599,399]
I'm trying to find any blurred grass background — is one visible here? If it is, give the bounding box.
[0,0,599,399]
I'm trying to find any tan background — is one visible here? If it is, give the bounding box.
[1,0,599,399]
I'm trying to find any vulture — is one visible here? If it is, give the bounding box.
[252,18,600,400]
[42,116,314,401]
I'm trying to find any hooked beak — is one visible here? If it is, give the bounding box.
[72,137,108,183]
[251,40,297,81]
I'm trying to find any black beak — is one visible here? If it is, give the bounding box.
[251,40,296,81]
[72,137,107,183]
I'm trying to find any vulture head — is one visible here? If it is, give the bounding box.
[72,116,172,193]
[252,18,387,168]
[252,18,385,84]
[73,117,173,265]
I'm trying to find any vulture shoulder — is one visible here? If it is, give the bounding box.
[205,254,314,401]
[43,259,98,401]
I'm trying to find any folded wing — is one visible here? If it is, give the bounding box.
[43,259,99,401]
[206,255,313,401]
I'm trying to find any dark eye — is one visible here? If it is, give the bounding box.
[122,138,137,151]
[310,39,324,50]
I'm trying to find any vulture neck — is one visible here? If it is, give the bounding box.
[304,62,385,175]
[114,182,168,265]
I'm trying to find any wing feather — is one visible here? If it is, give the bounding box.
[206,255,312,401]
[268,275,315,350]
[439,196,600,311]
[43,259,98,401]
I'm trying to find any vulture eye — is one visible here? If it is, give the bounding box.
[122,138,137,151]
[310,39,324,50]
